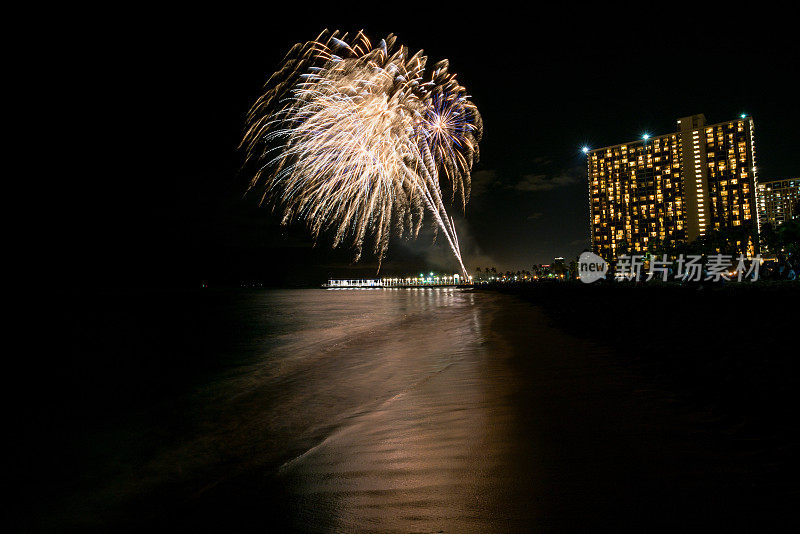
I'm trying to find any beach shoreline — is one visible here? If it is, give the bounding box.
[17,286,799,531]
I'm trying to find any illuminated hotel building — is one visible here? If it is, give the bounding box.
[757,178,800,227]
[587,114,758,260]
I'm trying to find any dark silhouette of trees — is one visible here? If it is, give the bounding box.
[616,239,630,257]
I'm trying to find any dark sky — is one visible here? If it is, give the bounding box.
[51,6,799,286]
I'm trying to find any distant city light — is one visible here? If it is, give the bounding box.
[581,146,589,154]
[642,133,650,140]
[741,113,747,118]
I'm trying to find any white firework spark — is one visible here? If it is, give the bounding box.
[241,30,482,276]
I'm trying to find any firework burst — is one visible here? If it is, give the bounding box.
[241,30,482,276]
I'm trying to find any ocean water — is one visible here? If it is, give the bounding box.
[37,288,526,531]
[27,287,794,532]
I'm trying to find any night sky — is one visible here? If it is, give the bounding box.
[53,8,799,287]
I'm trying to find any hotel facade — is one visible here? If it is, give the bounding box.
[757,178,800,228]
[587,114,758,260]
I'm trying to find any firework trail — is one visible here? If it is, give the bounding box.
[241,30,482,277]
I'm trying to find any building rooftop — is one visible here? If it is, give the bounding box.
[586,115,751,155]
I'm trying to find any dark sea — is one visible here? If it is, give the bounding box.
[20,287,796,532]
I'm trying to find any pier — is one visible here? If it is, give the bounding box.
[324,274,473,289]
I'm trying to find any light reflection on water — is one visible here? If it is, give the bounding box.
[278,290,527,532]
[188,287,521,531]
[45,287,793,531]
[64,288,524,530]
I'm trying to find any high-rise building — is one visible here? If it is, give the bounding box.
[587,114,758,260]
[552,257,566,275]
[757,178,800,227]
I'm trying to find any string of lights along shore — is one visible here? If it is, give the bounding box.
[583,114,760,260]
